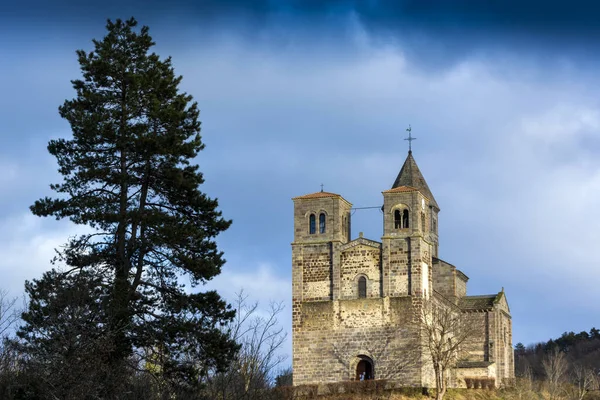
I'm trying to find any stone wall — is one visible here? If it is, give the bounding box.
[492,295,514,383]
[456,274,467,298]
[432,259,455,299]
[455,364,497,387]
[432,258,469,300]
[293,297,424,386]
[300,243,332,301]
[340,245,381,299]
[462,311,489,362]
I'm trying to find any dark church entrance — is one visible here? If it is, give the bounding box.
[355,356,374,381]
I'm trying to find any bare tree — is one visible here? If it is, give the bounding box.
[0,290,21,369]
[509,364,535,400]
[0,290,23,398]
[542,347,569,400]
[205,291,288,400]
[566,364,598,400]
[0,290,20,340]
[416,295,481,400]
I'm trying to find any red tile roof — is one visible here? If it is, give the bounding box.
[292,191,342,200]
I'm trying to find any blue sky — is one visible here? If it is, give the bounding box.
[2,1,600,362]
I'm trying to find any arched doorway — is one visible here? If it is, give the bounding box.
[355,356,374,380]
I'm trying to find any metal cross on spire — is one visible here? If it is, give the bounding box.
[320,183,324,192]
[404,125,416,153]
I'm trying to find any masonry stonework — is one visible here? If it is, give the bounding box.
[291,151,514,388]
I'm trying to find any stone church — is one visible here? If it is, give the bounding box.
[291,149,514,388]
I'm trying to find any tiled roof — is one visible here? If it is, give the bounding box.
[391,152,439,209]
[292,191,342,200]
[459,294,499,310]
[382,185,419,194]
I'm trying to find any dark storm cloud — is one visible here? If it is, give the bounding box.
[7,0,600,37]
[283,0,600,69]
[5,0,600,71]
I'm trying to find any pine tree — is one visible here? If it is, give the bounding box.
[16,269,114,399]
[24,17,237,393]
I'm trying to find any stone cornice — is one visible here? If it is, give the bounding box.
[339,237,382,251]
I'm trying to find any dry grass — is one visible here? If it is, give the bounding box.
[287,385,506,400]
[312,389,600,400]
[280,380,600,400]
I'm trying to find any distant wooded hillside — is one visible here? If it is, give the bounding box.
[515,328,600,378]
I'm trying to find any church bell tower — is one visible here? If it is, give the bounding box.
[381,129,439,298]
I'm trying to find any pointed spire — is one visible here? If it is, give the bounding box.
[392,151,439,209]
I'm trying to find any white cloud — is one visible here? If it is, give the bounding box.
[0,213,89,297]
[205,262,292,363]
[207,262,290,306]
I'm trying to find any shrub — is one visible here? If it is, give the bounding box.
[271,385,295,400]
[295,384,318,398]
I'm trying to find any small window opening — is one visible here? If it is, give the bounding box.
[358,276,367,298]
[347,214,351,239]
[402,209,409,228]
[421,212,426,231]
[394,210,402,229]
[432,217,437,233]
[319,213,326,233]
[309,214,316,234]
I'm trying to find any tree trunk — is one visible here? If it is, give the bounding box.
[435,366,447,400]
[108,85,132,374]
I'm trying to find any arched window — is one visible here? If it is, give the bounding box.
[394,210,402,229]
[402,209,409,228]
[319,213,326,233]
[358,276,367,298]
[309,214,316,234]
[421,212,426,231]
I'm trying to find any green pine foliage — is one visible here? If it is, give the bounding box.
[20,17,238,396]
[15,270,115,398]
